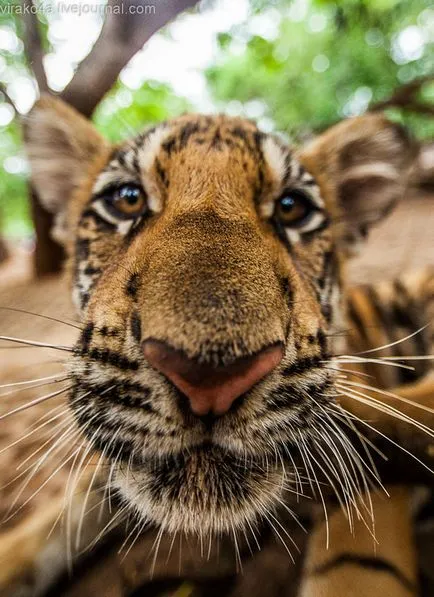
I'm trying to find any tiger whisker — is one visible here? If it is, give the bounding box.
[310,394,385,491]
[255,475,307,497]
[319,422,368,500]
[11,399,86,473]
[375,355,434,362]
[0,385,72,421]
[338,377,434,415]
[65,427,102,563]
[0,377,68,399]
[309,431,356,532]
[0,335,73,352]
[336,383,434,439]
[15,414,76,470]
[325,410,386,493]
[121,514,151,563]
[319,421,377,530]
[335,403,434,477]
[82,504,130,555]
[47,437,89,543]
[325,365,374,380]
[0,372,67,390]
[281,442,304,498]
[353,323,430,356]
[3,444,82,524]
[331,355,415,371]
[0,306,82,330]
[260,507,297,562]
[0,407,70,457]
[328,406,388,463]
[297,434,331,547]
[245,512,262,552]
[75,446,108,551]
[313,419,372,529]
[7,405,89,505]
[164,529,179,565]
[230,522,243,573]
[11,423,80,496]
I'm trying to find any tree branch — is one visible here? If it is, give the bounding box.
[60,0,200,117]
[22,0,49,93]
[0,237,9,265]
[0,83,18,114]
[370,75,434,115]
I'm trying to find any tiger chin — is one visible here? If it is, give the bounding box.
[24,95,414,537]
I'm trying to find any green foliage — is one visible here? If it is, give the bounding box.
[0,0,433,238]
[0,5,34,237]
[206,0,434,139]
[0,7,191,238]
[94,81,191,143]
[0,122,30,237]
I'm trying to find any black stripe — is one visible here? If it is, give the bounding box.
[155,157,169,188]
[366,286,420,384]
[271,215,293,253]
[76,346,139,371]
[80,323,94,350]
[312,554,416,593]
[346,294,370,343]
[179,122,201,149]
[282,355,322,377]
[81,209,117,233]
[268,379,332,410]
[392,280,428,364]
[76,238,90,261]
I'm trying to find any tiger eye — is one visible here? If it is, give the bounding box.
[275,190,315,227]
[112,185,147,218]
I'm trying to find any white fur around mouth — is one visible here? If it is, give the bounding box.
[113,445,287,536]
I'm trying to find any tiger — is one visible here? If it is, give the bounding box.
[299,269,434,597]
[0,94,432,596]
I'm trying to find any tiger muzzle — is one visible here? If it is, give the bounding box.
[136,211,288,415]
[143,339,284,416]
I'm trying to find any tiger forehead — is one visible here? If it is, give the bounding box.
[93,113,318,204]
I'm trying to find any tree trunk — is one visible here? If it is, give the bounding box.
[30,189,65,276]
[0,237,8,265]
[23,0,200,277]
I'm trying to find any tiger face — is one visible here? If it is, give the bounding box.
[25,97,413,536]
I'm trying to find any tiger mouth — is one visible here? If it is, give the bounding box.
[68,356,341,535]
[112,442,290,535]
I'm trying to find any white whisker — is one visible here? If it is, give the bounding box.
[0,372,66,390]
[333,355,415,371]
[0,386,71,421]
[354,324,430,355]
[0,335,72,352]
[339,377,434,415]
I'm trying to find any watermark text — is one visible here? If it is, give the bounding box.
[0,2,157,17]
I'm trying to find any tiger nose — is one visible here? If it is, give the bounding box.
[142,340,284,416]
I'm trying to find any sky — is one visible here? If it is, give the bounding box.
[1,0,252,115]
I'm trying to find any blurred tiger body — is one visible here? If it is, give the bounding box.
[299,268,434,597]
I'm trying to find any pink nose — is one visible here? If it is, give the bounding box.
[143,340,283,416]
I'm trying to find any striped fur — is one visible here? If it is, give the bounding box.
[0,96,428,594]
[299,267,434,597]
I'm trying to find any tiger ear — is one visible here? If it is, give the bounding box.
[299,114,416,253]
[24,94,109,216]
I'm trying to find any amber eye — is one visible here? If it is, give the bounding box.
[275,190,316,228]
[109,185,147,219]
